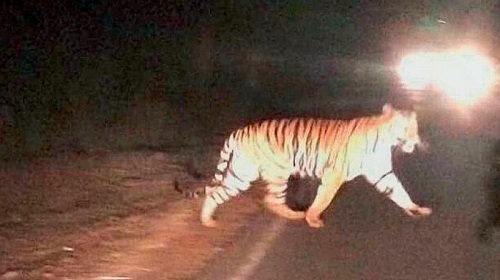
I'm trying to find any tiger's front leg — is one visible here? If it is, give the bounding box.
[305,169,344,228]
[373,172,432,217]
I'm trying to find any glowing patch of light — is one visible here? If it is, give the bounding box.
[398,47,496,105]
[434,48,496,104]
[397,52,435,90]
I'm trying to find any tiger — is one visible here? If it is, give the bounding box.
[199,103,432,228]
[174,160,208,198]
[173,161,319,210]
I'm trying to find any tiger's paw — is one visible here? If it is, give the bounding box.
[305,215,325,228]
[405,206,432,218]
[201,217,218,228]
[265,203,306,220]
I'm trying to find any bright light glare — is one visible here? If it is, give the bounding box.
[398,52,435,90]
[436,49,496,103]
[398,47,496,104]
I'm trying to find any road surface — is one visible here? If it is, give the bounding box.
[193,105,500,280]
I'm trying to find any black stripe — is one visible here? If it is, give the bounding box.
[274,120,282,146]
[304,119,313,162]
[372,128,380,153]
[228,166,245,186]
[264,120,271,144]
[311,120,325,176]
[292,119,301,166]
[373,170,394,188]
[383,186,394,196]
[328,120,343,169]
[276,193,286,199]
[365,129,370,155]
[212,191,225,204]
[344,119,361,175]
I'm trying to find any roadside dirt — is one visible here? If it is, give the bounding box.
[0,149,262,279]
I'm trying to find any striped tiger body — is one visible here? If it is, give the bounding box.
[201,103,432,228]
[174,171,318,211]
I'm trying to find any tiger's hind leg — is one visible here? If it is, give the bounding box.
[201,156,260,227]
[264,181,306,220]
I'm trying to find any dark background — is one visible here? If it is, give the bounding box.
[0,0,498,159]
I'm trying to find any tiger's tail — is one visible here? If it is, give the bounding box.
[173,180,206,198]
[212,137,233,183]
[172,159,209,198]
[172,134,241,205]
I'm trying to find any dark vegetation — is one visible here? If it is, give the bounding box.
[477,139,500,242]
[1,1,454,161]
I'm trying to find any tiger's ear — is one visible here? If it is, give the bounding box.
[382,103,394,115]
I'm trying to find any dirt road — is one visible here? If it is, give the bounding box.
[0,149,263,279]
[1,97,499,280]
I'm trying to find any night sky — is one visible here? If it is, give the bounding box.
[0,0,498,157]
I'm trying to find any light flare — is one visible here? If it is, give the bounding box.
[397,52,435,90]
[398,47,496,104]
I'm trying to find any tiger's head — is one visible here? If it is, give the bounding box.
[382,103,428,153]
